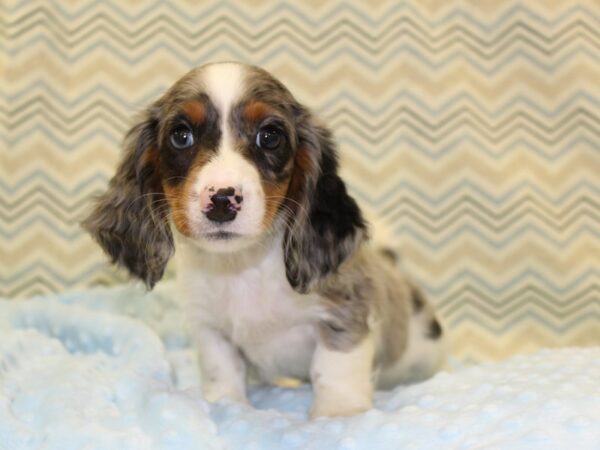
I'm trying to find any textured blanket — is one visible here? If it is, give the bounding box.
[1,284,598,450]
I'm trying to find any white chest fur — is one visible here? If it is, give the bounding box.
[175,233,323,381]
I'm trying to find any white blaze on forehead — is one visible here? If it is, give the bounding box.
[201,62,246,160]
[201,63,246,117]
[199,62,250,175]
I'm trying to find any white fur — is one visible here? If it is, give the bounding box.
[201,62,244,115]
[177,232,324,387]
[195,326,248,403]
[310,333,375,418]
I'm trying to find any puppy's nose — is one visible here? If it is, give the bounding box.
[202,186,243,223]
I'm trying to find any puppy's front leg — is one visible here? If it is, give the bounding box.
[309,332,375,418]
[195,327,248,404]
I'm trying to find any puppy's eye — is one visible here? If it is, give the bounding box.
[256,126,284,150]
[170,125,194,149]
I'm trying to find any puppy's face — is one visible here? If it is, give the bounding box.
[153,63,299,252]
[84,62,365,290]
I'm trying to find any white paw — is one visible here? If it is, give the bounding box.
[202,383,248,404]
[309,392,373,418]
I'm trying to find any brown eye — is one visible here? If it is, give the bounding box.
[256,126,283,150]
[170,125,194,149]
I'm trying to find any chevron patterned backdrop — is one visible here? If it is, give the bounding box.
[1,0,599,362]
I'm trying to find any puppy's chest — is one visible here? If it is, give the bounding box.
[180,251,321,346]
[211,271,309,335]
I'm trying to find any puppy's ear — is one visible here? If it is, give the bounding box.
[283,108,367,293]
[82,104,173,289]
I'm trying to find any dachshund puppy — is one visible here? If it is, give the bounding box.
[84,62,445,418]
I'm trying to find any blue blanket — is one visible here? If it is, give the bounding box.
[1,283,598,449]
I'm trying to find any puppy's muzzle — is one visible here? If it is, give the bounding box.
[202,186,243,223]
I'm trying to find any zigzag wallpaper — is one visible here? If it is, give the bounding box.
[1,0,599,362]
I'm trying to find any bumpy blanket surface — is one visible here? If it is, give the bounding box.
[1,283,598,450]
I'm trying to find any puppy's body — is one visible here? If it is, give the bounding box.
[177,228,444,411]
[84,62,445,417]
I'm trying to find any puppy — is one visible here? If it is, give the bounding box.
[83,62,445,418]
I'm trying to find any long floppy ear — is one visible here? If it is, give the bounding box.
[283,108,367,293]
[82,104,173,289]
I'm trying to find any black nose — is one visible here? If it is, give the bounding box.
[204,187,241,223]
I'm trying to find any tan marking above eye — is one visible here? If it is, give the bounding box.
[244,101,272,124]
[182,101,206,124]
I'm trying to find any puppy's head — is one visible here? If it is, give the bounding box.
[83,62,366,291]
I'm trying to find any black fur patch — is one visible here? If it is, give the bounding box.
[411,287,425,313]
[311,151,364,242]
[324,322,346,333]
[283,116,367,293]
[160,96,221,186]
[379,247,398,263]
[427,319,443,339]
[230,104,294,184]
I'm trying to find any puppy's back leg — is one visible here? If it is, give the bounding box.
[377,290,446,389]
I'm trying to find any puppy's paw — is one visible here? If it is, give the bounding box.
[309,394,372,419]
[202,383,248,404]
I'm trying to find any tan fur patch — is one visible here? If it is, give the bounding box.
[182,101,206,124]
[162,151,213,237]
[138,144,159,169]
[162,181,192,236]
[262,176,292,228]
[285,145,316,210]
[244,101,271,124]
